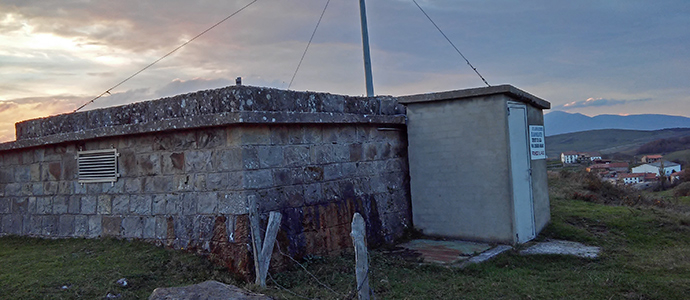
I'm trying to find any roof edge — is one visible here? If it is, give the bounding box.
[397,84,550,109]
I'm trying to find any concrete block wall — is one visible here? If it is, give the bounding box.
[0,85,410,278]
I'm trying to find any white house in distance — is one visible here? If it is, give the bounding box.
[631,161,682,177]
[560,151,602,164]
[619,173,645,185]
[561,151,579,164]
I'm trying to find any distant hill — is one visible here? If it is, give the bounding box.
[544,111,690,136]
[545,128,690,159]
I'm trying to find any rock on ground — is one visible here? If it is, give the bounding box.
[148,280,272,300]
[519,239,601,258]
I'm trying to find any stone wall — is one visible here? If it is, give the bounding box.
[0,85,410,278]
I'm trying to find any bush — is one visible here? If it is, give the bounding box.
[674,182,690,197]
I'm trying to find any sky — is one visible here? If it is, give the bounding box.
[1,0,689,142]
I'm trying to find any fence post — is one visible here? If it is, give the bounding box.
[351,213,370,300]
[258,211,282,286]
[248,195,283,287]
[248,195,263,285]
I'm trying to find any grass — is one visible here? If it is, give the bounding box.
[2,172,690,299]
[0,237,239,299]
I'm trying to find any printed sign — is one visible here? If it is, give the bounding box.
[529,125,546,160]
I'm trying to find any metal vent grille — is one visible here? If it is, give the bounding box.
[77,149,120,183]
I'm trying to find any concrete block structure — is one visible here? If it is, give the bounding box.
[0,83,551,277]
[399,85,551,244]
[0,85,410,279]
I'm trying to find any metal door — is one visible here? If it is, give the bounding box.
[507,102,536,243]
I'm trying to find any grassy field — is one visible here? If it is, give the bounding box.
[2,172,690,299]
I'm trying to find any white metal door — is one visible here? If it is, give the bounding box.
[508,102,535,243]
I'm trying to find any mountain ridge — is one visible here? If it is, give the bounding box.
[544,111,690,136]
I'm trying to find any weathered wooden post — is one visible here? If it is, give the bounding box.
[351,213,370,300]
[248,195,283,287]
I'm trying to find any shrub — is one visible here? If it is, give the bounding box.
[673,182,690,197]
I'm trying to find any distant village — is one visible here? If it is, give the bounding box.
[559,151,684,188]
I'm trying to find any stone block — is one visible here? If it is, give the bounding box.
[131,194,152,215]
[0,197,10,214]
[323,164,343,181]
[270,126,289,144]
[166,194,183,215]
[124,178,143,194]
[162,152,186,174]
[241,147,259,170]
[304,183,323,205]
[123,216,143,238]
[152,194,167,215]
[88,215,102,237]
[155,216,168,239]
[29,164,41,181]
[153,175,174,193]
[24,215,40,235]
[243,169,273,189]
[59,181,75,194]
[205,173,227,191]
[31,182,44,196]
[303,166,324,183]
[36,197,52,214]
[196,128,225,149]
[226,171,243,189]
[192,174,206,190]
[240,126,270,145]
[43,181,58,195]
[43,215,58,236]
[52,196,68,214]
[102,216,122,237]
[111,195,129,215]
[14,165,31,182]
[212,148,242,172]
[281,185,305,208]
[4,183,20,196]
[143,216,156,239]
[284,145,310,167]
[173,174,193,191]
[136,153,161,176]
[185,150,212,173]
[218,191,248,214]
[197,192,218,214]
[97,195,112,214]
[81,195,97,214]
[1,215,12,234]
[182,193,197,215]
[74,215,88,236]
[58,215,75,237]
[258,146,283,168]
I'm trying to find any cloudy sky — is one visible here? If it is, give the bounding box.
[1,0,688,142]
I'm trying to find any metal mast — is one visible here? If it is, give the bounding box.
[359,0,374,97]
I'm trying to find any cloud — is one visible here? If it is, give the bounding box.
[555,97,652,109]
[0,95,87,142]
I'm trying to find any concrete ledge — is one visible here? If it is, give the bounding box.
[397,84,550,109]
[1,85,406,151]
[0,111,405,151]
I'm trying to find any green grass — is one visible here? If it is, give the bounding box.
[0,237,239,299]
[2,172,690,299]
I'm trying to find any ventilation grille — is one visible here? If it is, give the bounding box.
[77,149,120,183]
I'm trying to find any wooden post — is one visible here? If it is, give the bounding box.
[248,195,283,287]
[258,211,282,287]
[248,195,263,285]
[351,213,370,300]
